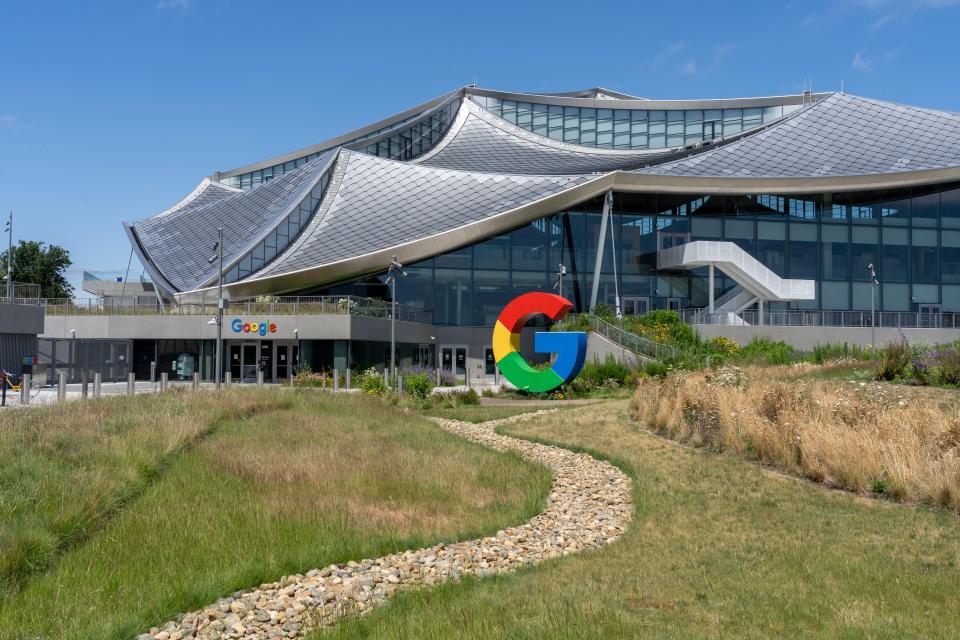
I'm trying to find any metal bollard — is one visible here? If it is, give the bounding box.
[256,370,264,387]
[225,372,232,387]
[93,373,101,399]
[333,368,339,392]
[384,368,389,385]
[81,372,89,400]
[345,369,351,389]
[160,372,168,393]
[192,372,200,390]
[436,368,441,386]
[398,375,403,395]
[127,372,136,396]
[20,374,31,405]
[58,371,67,403]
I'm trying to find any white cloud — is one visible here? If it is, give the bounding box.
[650,41,685,69]
[680,61,697,75]
[851,50,875,71]
[0,115,15,128]
[844,0,960,29]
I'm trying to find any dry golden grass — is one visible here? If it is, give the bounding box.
[631,367,960,511]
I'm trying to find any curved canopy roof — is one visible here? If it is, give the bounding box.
[636,93,960,178]
[126,86,960,299]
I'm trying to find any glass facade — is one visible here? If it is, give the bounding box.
[221,100,458,190]
[470,96,799,150]
[315,181,960,325]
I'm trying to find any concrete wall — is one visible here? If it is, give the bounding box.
[694,324,960,350]
[0,303,44,335]
[586,332,642,367]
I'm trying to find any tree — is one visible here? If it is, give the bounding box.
[0,240,74,299]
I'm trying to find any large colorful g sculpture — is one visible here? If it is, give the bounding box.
[493,292,588,392]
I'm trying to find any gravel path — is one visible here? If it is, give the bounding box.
[140,410,633,640]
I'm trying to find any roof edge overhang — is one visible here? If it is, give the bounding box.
[173,164,960,303]
[465,87,833,110]
[123,221,179,297]
[216,87,467,180]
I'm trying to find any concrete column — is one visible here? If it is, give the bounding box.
[81,371,89,400]
[333,369,339,392]
[398,375,403,395]
[127,372,136,396]
[93,373,101,399]
[160,372,168,393]
[589,190,613,311]
[20,374,31,405]
[758,298,764,326]
[225,372,232,388]
[58,371,67,403]
[345,368,351,390]
[192,372,200,390]
[256,370,264,387]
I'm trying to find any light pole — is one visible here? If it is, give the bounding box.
[386,256,406,384]
[208,228,224,389]
[553,263,566,328]
[4,211,11,302]
[868,262,878,364]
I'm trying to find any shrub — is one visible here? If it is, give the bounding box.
[735,338,796,366]
[875,342,910,381]
[592,303,614,320]
[626,310,698,348]
[643,361,670,378]
[360,367,387,396]
[809,342,872,364]
[708,336,741,355]
[928,348,960,386]
[577,355,633,387]
[405,372,434,399]
[438,388,479,405]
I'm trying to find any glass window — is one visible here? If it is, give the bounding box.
[911,185,939,227]
[941,230,960,283]
[883,283,909,311]
[512,221,549,271]
[434,245,472,269]
[433,268,471,326]
[881,227,908,282]
[851,226,879,281]
[942,185,960,229]
[722,108,742,136]
[912,228,938,284]
[474,234,510,268]
[743,107,762,130]
[648,110,666,148]
[881,189,910,226]
[596,109,613,147]
[472,270,510,325]
[852,282,874,310]
[666,111,684,147]
[943,285,960,311]
[821,224,849,280]
[684,110,703,145]
[789,223,818,279]
[395,267,433,311]
[821,281,849,310]
[620,215,657,274]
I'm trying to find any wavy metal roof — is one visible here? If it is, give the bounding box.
[635,93,960,178]
[126,87,960,298]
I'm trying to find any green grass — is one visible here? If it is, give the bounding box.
[0,389,284,597]
[418,404,553,423]
[0,391,551,640]
[319,401,960,639]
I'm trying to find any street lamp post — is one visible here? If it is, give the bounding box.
[386,256,406,384]
[868,263,878,364]
[208,228,224,390]
[4,211,12,302]
[553,263,566,329]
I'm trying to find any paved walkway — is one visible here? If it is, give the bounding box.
[140,410,632,639]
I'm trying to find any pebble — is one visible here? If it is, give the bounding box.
[143,410,632,639]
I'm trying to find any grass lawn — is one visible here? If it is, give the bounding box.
[419,403,554,423]
[0,391,551,640]
[321,400,960,639]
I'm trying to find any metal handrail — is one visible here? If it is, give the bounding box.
[0,281,41,305]
[40,295,433,324]
[680,307,960,329]
[569,314,677,361]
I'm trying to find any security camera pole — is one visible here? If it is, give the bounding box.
[554,263,566,329]
[4,211,12,302]
[868,262,878,364]
[386,256,406,383]
[208,228,224,389]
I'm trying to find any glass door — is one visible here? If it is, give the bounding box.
[229,344,242,381]
[622,297,649,316]
[241,342,258,382]
[919,304,942,328]
[484,346,497,383]
[440,345,468,384]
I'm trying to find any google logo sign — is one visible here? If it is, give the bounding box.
[492,292,587,392]
[231,318,278,336]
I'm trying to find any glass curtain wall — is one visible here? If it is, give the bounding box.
[316,182,960,324]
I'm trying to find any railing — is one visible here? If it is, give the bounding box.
[41,295,433,324]
[0,281,41,305]
[681,308,960,329]
[570,314,677,361]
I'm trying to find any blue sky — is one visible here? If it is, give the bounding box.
[2,0,959,292]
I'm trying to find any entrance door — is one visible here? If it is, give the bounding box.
[667,298,682,312]
[622,297,650,316]
[229,344,242,381]
[919,304,942,328]
[242,342,258,382]
[441,345,467,384]
[483,346,497,383]
[274,342,300,382]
